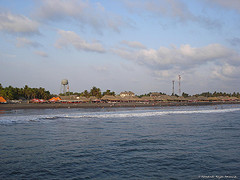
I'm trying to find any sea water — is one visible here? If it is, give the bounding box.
[0,105,240,179]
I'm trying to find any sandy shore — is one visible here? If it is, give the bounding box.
[1,101,240,110]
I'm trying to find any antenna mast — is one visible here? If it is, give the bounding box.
[172,80,175,95]
[178,75,181,96]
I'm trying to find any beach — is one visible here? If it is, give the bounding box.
[1,101,240,110]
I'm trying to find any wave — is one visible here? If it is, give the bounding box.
[65,107,240,119]
[1,107,240,124]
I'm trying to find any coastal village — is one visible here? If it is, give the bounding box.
[1,80,240,106]
[1,90,240,105]
[53,91,240,104]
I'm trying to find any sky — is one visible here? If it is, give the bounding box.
[1,0,240,95]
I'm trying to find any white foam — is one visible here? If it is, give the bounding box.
[1,107,240,124]
[65,107,240,119]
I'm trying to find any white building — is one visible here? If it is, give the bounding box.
[120,91,135,98]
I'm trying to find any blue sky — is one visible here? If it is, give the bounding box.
[1,0,240,95]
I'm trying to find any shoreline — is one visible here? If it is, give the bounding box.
[1,101,240,110]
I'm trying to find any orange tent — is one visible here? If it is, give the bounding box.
[49,97,61,102]
[55,97,61,101]
[0,97,7,103]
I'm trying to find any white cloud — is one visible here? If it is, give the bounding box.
[114,44,235,69]
[113,43,240,87]
[16,37,41,48]
[0,12,39,35]
[34,0,130,33]
[121,40,146,49]
[55,30,105,53]
[212,63,240,80]
[35,51,48,58]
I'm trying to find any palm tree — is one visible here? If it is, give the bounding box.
[90,86,101,98]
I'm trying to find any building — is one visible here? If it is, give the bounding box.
[119,91,135,98]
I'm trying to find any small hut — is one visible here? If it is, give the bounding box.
[228,97,239,101]
[140,96,154,102]
[78,96,89,103]
[121,96,141,102]
[89,96,101,103]
[176,96,187,102]
[101,95,121,102]
[207,97,219,102]
[154,96,167,102]
[196,96,208,102]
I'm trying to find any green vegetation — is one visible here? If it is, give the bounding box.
[102,89,115,96]
[60,87,115,98]
[1,83,240,100]
[194,91,240,98]
[182,92,190,98]
[138,92,166,98]
[0,84,51,100]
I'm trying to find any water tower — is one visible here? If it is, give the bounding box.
[61,79,69,95]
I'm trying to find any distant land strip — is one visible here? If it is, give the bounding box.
[1,101,240,110]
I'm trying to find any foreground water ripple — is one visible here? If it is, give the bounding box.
[0,104,240,179]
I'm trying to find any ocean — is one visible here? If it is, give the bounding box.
[0,104,240,179]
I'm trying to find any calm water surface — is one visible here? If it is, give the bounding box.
[0,105,240,179]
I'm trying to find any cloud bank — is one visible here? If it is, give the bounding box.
[34,0,130,33]
[123,0,221,29]
[114,42,240,81]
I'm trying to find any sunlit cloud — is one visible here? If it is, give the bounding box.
[113,43,240,83]
[114,44,236,68]
[0,12,39,35]
[55,30,105,53]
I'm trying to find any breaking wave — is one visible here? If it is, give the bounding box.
[1,106,240,124]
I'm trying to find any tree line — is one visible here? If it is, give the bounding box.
[60,86,115,98]
[0,84,51,100]
[1,83,240,100]
[193,91,240,98]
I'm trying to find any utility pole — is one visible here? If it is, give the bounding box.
[172,80,175,96]
[178,75,181,96]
